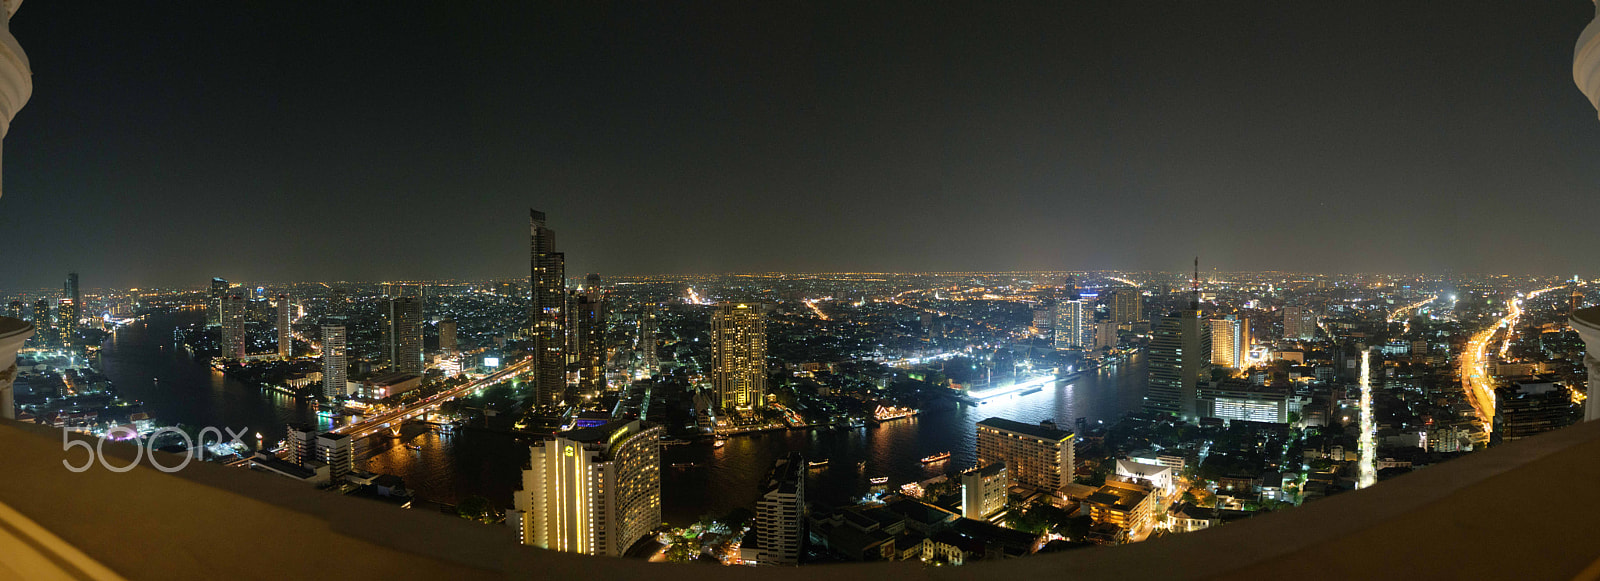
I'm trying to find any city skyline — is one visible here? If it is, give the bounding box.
[5,2,1600,289]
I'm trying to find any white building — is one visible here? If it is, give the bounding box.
[1114,459,1174,497]
[512,420,661,557]
[321,325,348,399]
[960,462,1009,520]
[742,452,805,565]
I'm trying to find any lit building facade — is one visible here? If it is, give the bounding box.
[1197,380,1289,424]
[1054,299,1088,350]
[639,303,658,378]
[219,294,246,359]
[438,319,457,352]
[573,274,608,395]
[959,462,1008,520]
[1110,288,1143,326]
[55,298,76,349]
[382,297,423,374]
[321,324,347,399]
[975,417,1073,492]
[1146,307,1208,420]
[63,272,79,325]
[529,209,568,408]
[208,277,229,326]
[711,302,767,410]
[1208,315,1250,368]
[743,452,805,565]
[276,294,292,359]
[1283,305,1317,341]
[513,420,662,557]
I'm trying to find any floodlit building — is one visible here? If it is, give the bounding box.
[1113,459,1174,496]
[1110,288,1142,326]
[1054,299,1088,350]
[1085,479,1157,533]
[63,272,79,325]
[208,277,229,326]
[276,294,292,359]
[1197,380,1290,424]
[573,274,608,395]
[219,294,246,359]
[1283,305,1318,341]
[960,462,1008,520]
[742,452,806,565]
[529,209,568,408]
[1209,315,1250,368]
[1493,382,1579,443]
[711,302,767,411]
[512,420,662,557]
[975,417,1073,492]
[321,324,348,399]
[54,298,76,349]
[1146,307,1208,420]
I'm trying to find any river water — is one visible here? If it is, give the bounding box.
[101,311,1149,524]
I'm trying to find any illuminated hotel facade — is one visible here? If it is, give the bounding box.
[711,302,767,410]
[975,417,1074,492]
[513,419,662,557]
[1208,315,1250,368]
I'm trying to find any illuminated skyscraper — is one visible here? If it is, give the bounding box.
[1110,288,1143,326]
[219,294,246,358]
[711,302,767,411]
[31,298,51,347]
[382,296,424,374]
[742,452,806,565]
[55,298,76,348]
[513,420,661,557]
[530,209,568,408]
[975,417,1073,492]
[321,324,347,399]
[572,273,608,395]
[1209,315,1248,368]
[208,277,229,326]
[1054,299,1088,350]
[63,272,79,326]
[276,294,293,359]
[438,319,458,352]
[1146,307,1208,420]
[1283,305,1318,341]
[639,303,658,378]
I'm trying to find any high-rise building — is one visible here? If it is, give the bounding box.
[321,325,348,399]
[219,294,246,359]
[513,420,662,557]
[55,298,76,348]
[208,277,229,326]
[275,294,293,359]
[639,304,658,378]
[1110,289,1143,326]
[530,209,568,408]
[438,319,458,352]
[573,274,608,395]
[5,301,19,320]
[1493,382,1579,444]
[1054,299,1089,350]
[960,462,1008,520]
[975,417,1074,492]
[1283,305,1317,341]
[742,452,806,565]
[1209,315,1249,368]
[32,298,51,347]
[1197,380,1289,424]
[63,272,79,326]
[316,432,353,482]
[711,302,767,411]
[1094,320,1119,353]
[382,297,424,374]
[1146,307,1208,420]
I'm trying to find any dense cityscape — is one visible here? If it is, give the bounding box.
[7,2,1600,579]
[5,211,1596,563]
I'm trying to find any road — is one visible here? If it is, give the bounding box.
[331,356,537,439]
[1458,285,1565,428]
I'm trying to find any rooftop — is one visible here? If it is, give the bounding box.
[977,417,1073,442]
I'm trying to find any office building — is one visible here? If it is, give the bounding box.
[322,325,348,399]
[275,294,292,359]
[513,420,662,557]
[1209,315,1250,368]
[639,303,658,378]
[55,298,76,348]
[208,277,229,326]
[1284,305,1318,341]
[1054,299,1088,350]
[219,294,246,359]
[1085,480,1157,533]
[1146,306,1208,420]
[438,319,457,352]
[316,432,353,482]
[382,296,423,374]
[975,417,1074,492]
[573,274,608,395]
[1493,382,1579,443]
[286,424,318,467]
[529,209,568,408]
[711,302,767,411]
[32,298,51,348]
[960,462,1008,520]
[1110,288,1143,326]
[63,272,79,326]
[1197,380,1289,424]
[1094,320,1119,352]
[742,452,806,565]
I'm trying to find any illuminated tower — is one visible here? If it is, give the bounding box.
[438,319,458,352]
[1111,288,1143,326]
[573,274,607,395]
[530,209,568,407]
[513,420,662,557]
[55,298,76,348]
[321,324,348,399]
[1054,299,1088,350]
[382,296,424,374]
[1145,263,1209,420]
[1209,315,1246,368]
[639,303,659,378]
[208,277,229,326]
[711,302,767,411]
[275,294,292,359]
[63,272,79,326]
[219,294,246,359]
[31,298,50,347]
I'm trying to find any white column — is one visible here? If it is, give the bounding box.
[1572,307,1600,422]
[0,317,34,420]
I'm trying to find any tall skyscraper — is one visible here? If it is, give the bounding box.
[1146,308,1208,420]
[573,273,608,395]
[743,452,806,565]
[530,209,568,408]
[438,319,458,352]
[1111,288,1143,326]
[321,324,347,399]
[55,298,76,348]
[219,294,246,359]
[63,272,79,326]
[639,303,659,378]
[975,417,1074,492]
[1284,305,1318,341]
[275,294,293,359]
[1209,315,1248,368]
[208,277,229,326]
[1094,320,1119,352]
[1054,299,1089,350]
[513,420,662,557]
[31,298,51,347]
[711,302,767,411]
[382,297,424,374]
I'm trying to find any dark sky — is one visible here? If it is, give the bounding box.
[4,1,1599,289]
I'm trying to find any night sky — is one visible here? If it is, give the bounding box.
[3,2,1599,289]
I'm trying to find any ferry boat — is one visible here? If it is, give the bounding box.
[405,443,422,451]
[869,476,889,485]
[713,436,726,448]
[920,451,951,463]
[807,459,830,469]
